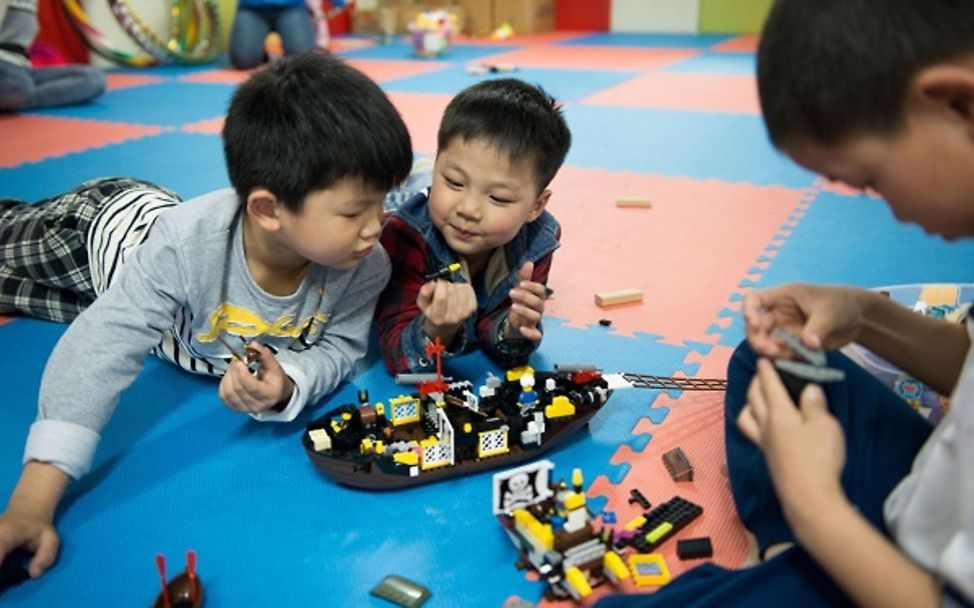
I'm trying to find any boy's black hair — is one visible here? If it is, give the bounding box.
[758,0,974,147]
[437,78,571,193]
[223,52,413,211]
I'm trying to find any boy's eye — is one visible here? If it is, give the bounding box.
[489,195,513,204]
[444,177,463,189]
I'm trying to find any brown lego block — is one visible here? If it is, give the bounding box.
[662,447,694,482]
[595,288,643,308]
[615,197,652,208]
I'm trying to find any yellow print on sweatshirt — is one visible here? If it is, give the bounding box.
[197,303,330,342]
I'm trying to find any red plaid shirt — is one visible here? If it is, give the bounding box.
[375,192,559,374]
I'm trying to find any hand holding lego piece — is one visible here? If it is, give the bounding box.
[744,283,869,358]
[218,342,295,415]
[504,262,547,341]
[418,277,476,345]
[0,462,67,581]
[737,358,847,523]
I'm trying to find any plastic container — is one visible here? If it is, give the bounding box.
[843,284,972,424]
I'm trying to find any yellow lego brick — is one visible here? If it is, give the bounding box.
[603,551,630,581]
[393,451,419,466]
[629,554,670,587]
[564,493,586,511]
[506,365,535,382]
[564,566,592,598]
[624,515,647,531]
[514,509,554,550]
[645,522,673,544]
[545,395,576,419]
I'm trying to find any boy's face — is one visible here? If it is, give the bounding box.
[275,177,385,269]
[784,92,974,241]
[428,137,549,261]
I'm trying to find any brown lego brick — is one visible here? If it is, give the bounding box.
[662,447,693,482]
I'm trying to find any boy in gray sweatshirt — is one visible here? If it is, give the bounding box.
[0,52,412,578]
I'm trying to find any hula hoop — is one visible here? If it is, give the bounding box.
[61,0,220,67]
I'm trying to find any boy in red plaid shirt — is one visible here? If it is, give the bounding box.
[376,79,572,373]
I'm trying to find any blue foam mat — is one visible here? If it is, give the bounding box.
[717,191,974,346]
[0,317,701,607]
[564,104,815,187]
[382,65,641,101]
[559,33,733,49]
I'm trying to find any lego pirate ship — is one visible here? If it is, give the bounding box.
[302,339,727,490]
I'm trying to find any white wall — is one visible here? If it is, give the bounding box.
[610,0,701,34]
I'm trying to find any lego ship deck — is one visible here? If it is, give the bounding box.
[302,366,611,490]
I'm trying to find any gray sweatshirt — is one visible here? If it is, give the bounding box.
[23,188,390,480]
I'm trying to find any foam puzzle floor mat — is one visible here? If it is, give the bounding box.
[2,31,974,607]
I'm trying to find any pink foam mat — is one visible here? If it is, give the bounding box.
[581,71,759,115]
[544,166,807,345]
[476,45,698,71]
[454,31,592,46]
[178,69,252,85]
[105,73,165,91]
[181,117,225,135]
[0,115,162,168]
[578,344,748,606]
[712,35,759,53]
[346,58,450,82]
[387,91,453,153]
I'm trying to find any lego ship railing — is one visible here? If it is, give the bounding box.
[620,373,727,391]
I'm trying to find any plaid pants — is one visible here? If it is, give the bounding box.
[0,177,180,322]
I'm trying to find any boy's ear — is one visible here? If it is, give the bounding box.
[246,188,284,231]
[528,189,552,222]
[912,63,974,126]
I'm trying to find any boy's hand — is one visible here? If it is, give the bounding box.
[744,283,868,359]
[418,278,477,344]
[737,358,847,522]
[504,262,547,341]
[0,511,59,580]
[218,343,294,414]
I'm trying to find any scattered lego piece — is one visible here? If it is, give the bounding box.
[600,510,617,524]
[0,549,31,595]
[677,537,713,560]
[623,496,703,553]
[153,551,203,608]
[662,447,694,482]
[615,197,652,208]
[919,284,959,307]
[628,554,670,587]
[466,62,517,75]
[598,318,612,326]
[370,575,431,608]
[771,327,846,404]
[595,288,643,308]
[423,262,461,281]
[628,488,651,510]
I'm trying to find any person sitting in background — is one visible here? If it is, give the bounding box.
[0,0,105,112]
[230,0,318,70]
